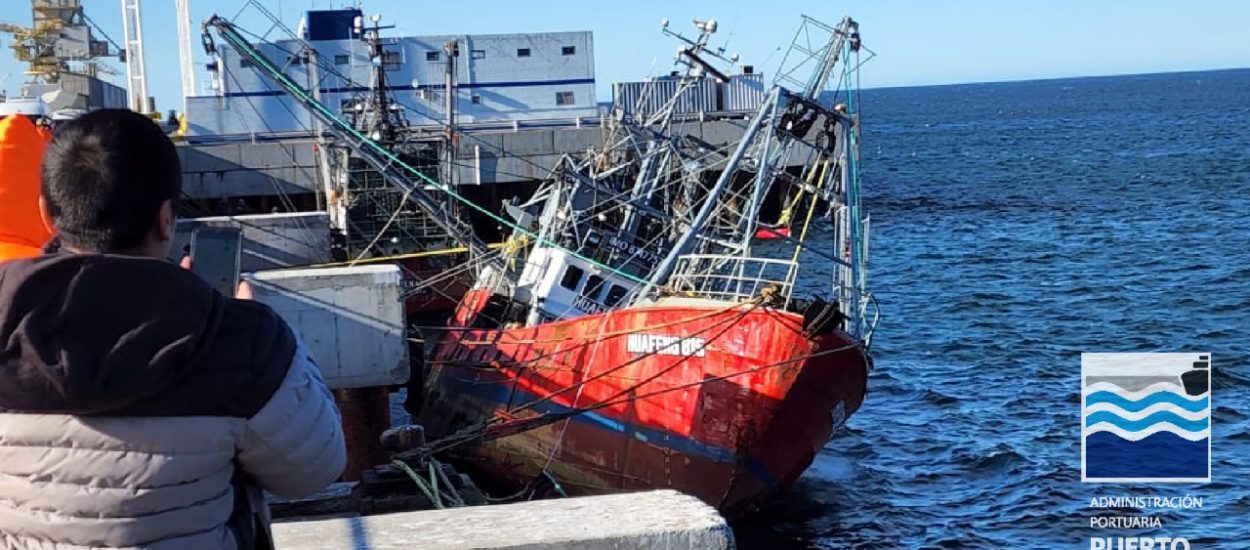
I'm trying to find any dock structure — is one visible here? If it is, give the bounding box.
[272,490,734,549]
[175,116,755,200]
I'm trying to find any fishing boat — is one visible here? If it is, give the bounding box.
[308,13,472,317]
[203,12,876,519]
[414,16,877,518]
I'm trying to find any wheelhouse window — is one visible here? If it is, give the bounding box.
[517,48,531,57]
[582,275,605,301]
[426,51,440,62]
[562,46,576,56]
[560,265,584,290]
[556,91,575,106]
[605,285,627,307]
[471,49,486,60]
[334,54,349,65]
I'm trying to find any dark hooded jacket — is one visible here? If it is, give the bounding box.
[0,253,345,549]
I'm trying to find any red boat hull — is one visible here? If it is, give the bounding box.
[397,256,470,316]
[419,291,869,518]
[754,226,792,240]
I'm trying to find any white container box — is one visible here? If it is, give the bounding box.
[247,264,408,389]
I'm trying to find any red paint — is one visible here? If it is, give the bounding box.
[397,255,470,315]
[420,289,869,518]
[754,226,792,240]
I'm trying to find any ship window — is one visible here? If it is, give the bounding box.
[556,91,575,106]
[517,48,531,58]
[562,46,576,56]
[382,50,403,71]
[334,54,349,65]
[239,57,254,68]
[582,275,604,301]
[605,285,627,307]
[471,94,481,104]
[426,51,440,62]
[471,49,486,60]
[560,265,584,290]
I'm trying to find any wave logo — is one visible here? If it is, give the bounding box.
[1082,353,1211,483]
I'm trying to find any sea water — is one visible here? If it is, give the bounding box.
[735,68,1250,548]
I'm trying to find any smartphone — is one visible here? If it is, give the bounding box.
[190,227,243,297]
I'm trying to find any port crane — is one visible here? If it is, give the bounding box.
[0,0,122,84]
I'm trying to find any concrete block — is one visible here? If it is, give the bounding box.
[499,130,555,156]
[551,127,600,152]
[172,213,332,272]
[271,490,734,549]
[177,144,235,173]
[247,264,408,389]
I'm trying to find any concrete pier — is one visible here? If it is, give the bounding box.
[176,118,755,199]
[272,490,734,549]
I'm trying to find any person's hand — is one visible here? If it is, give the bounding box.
[234,279,254,300]
[179,256,253,300]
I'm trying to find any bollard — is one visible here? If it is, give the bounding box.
[333,387,391,481]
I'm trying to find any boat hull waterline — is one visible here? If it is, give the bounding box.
[420,291,869,518]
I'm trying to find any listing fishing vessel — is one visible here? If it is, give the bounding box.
[414,16,876,518]
[204,11,875,519]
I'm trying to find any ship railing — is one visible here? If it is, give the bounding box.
[666,254,798,306]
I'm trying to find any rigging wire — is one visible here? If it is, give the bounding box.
[213,20,657,285]
[419,337,864,456]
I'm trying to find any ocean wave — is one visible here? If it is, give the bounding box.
[1083,381,1190,399]
[1084,420,1209,442]
[1085,410,1208,433]
[1084,390,1208,413]
[1084,401,1209,421]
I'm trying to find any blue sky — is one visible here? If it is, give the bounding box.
[1,0,1247,110]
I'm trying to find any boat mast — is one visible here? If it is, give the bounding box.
[202,15,497,266]
[638,88,779,296]
[443,39,458,186]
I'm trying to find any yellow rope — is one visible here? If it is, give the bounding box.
[790,159,830,265]
[305,242,507,269]
[774,158,823,228]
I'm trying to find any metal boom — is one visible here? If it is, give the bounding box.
[202,15,495,264]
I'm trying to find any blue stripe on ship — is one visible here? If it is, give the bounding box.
[441,373,782,491]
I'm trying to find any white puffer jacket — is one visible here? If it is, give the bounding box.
[0,254,347,549]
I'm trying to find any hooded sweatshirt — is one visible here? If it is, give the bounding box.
[0,253,346,549]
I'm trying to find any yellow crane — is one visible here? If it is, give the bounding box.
[0,0,122,84]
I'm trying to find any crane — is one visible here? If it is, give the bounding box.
[0,1,121,83]
[120,0,148,112]
[176,0,195,110]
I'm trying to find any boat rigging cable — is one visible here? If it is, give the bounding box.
[202,12,877,459]
[211,6,793,283]
[204,15,653,284]
[409,338,864,458]
[213,7,836,294]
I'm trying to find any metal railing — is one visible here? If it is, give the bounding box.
[666,254,799,306]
